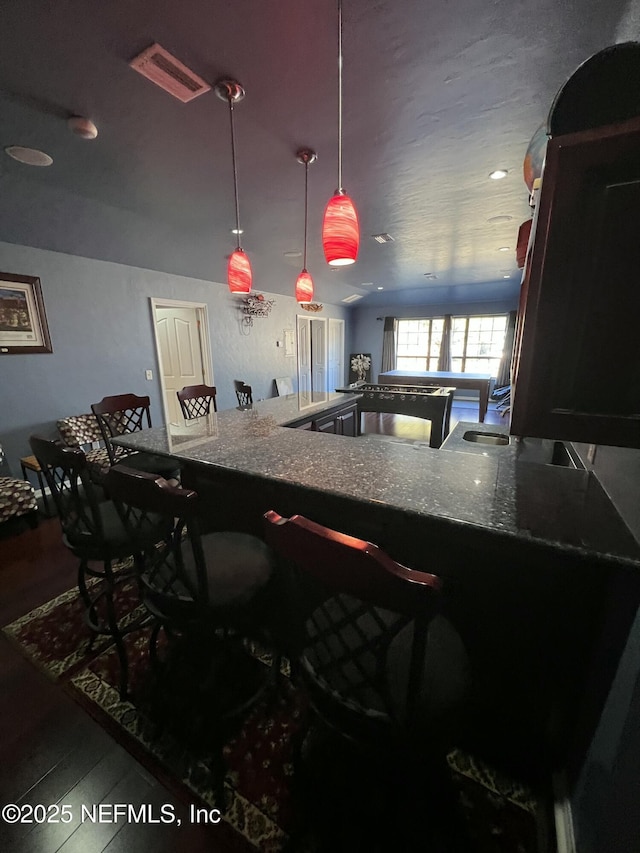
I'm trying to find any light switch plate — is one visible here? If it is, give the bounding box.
[145,369,153,380]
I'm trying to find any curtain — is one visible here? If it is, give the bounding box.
[437,314,452,372]
[496,310,517,388]
[381,316,397,373]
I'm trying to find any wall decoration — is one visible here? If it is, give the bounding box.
[239,293,275,331]
[300,303,324,312]
[0,273,52,354]
[349,352,372,383]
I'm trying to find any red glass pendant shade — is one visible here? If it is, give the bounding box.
[228,248,252,293]
[322,192,360,265]
[295,269,314,303]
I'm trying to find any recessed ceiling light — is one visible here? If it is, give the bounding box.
[231,228,244,235]
[487,215,514,224]
[489,169,508,180]
[283,250,302,258]
[497,246,510,252]
[5,145,53,167]
[372,233,394,243]
[360,282,374,286]
[377,286,384,290]
[503,274,511,279]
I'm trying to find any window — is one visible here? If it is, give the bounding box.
[451,315,507,375]
[396,318,444,371]
[395,314,507,376]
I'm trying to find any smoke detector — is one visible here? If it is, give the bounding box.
[4,146,53,166]
[130,43,211,103]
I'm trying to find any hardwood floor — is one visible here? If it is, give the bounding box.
[361,399,505,441]
[0,401,502,851]
[0,523,241,852]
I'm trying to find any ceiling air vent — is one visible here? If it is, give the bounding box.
[342,294,363,303]
[372,233,394,243]
[129,43,211,103]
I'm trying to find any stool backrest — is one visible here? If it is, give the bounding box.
[106,465,207,614]
[91,394,153,465]
[177,384,217,419]
[29,435,105,549]
[233,380,253,407]
[263,510,443,728]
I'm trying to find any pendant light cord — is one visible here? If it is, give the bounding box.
[303,160,309,270]
[228,97,242,249]
[337,0,343,193]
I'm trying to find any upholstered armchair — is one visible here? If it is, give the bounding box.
[56,413,113,482]
[0,443,38,528]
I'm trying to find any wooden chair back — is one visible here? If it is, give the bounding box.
[91,394,153,465]
[177,384,217,419]
[29,435,106,553]
[263,510,444,731]
[233,380,253,407]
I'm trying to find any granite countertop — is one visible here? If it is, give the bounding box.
[112,398,640,566]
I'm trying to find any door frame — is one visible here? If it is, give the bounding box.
[150,297,213,425]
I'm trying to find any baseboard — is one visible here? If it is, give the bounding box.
[553,773,577,853]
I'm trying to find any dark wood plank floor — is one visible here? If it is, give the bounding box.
[0,402,502,852]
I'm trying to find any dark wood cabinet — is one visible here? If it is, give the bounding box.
[336,406,358,437]
[311,401,359,436]
[286,400,359,436]
[510,116,640,448]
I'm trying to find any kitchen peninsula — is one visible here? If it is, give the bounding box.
[112,392,640,784]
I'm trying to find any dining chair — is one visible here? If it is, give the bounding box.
[91,393,180,481]
[177,384,217,419]
[29,436,159,698]
[0,441,38,530]
[263,509,471,848]
[106,464,281,809]
[233,380,253,408]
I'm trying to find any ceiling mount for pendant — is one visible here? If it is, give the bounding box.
[214,79,246,104]
[296,148,317,167]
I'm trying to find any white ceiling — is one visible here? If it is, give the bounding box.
[0,0,635,306]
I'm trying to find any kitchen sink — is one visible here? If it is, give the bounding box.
[462,430,509,446]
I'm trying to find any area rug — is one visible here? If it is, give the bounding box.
[3,581,550,853]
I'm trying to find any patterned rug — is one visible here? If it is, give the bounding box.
[3,580,550,853]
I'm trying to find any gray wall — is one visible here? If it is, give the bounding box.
[0,240,350,475]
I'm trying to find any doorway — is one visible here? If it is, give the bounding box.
[151,298,213,424]
[297,316,344,393]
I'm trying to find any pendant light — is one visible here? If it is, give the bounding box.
[295,148,317,303]
[215,79,252,293]
[322,0,360,266]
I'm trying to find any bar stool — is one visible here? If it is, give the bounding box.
[20,454,51,516]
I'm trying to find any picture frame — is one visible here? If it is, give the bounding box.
[0,272,53,354]
[349,352,372,384]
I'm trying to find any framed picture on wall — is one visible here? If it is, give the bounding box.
[0,272,53,354]
[349,352,372,384]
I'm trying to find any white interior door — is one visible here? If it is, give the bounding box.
[152,301,212,424]
[328,318,345,389]
[297,315,312,394]
[311,318,327,392]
